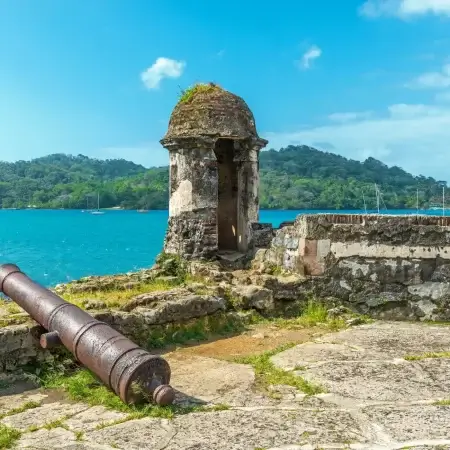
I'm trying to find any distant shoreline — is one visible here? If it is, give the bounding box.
[0,207,445,212]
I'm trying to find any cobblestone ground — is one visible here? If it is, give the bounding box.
[2,322,450,449]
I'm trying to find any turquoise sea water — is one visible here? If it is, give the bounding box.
[0,208,446,287]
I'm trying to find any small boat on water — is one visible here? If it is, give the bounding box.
[90,193,105,215]
[137,209,149,213]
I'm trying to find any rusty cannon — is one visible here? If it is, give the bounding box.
[0,263,175,406]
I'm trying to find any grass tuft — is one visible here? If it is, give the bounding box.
[38,367,230,420]
[435,399,450,406]
[63,278,181,309]
[178,82,222,104]
[155,253,188,280]
[0,401,41,420]
[43,418,69,430]
[142,312,246,349]
[235,343,324,396]
[206,403,230,411]
[404,351,450,361]
[0,424,21,449]
[75,431,84,441]
[269,300,348,331]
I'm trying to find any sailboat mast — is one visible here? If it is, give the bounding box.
[375,184,380,214]
[443,186,445,217]
[363,192,367,214]
[97,192,100,211]
[416,189,419,215]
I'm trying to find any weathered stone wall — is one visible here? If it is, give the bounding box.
[0,323,51,372]
[251,223,275,249]
[259,214,450,321]
[235,144,259,253]
[0,290,233,372]
[164,144,218,259]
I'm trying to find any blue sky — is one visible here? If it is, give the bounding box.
[1,0,450,180]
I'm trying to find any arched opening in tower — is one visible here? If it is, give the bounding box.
[214,138,238,251]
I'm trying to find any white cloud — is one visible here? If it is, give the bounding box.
[300,45,322,70]
[360,0,450,18]
[141,57,185,90]
[328,111,373,123]
[262,103,450,181]
[407,64,450,89]
[436,91,450,102]
[387,103,446,117]
[401,0,450,15]
[359,0,398,17]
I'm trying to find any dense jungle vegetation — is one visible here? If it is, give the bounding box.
[0,146,445,210]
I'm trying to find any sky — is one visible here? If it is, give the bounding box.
[1,0,450,180]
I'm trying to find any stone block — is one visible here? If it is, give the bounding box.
[408,282,450,301]
[230,285,274,312]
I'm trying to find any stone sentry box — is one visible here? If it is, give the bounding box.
[160,84,267,259]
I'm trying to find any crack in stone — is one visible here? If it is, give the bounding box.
[268,438,450,449]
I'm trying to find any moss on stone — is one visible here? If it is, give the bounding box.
[131,311,248,349]
[75,431,84,441]
[0,316,31,328]
[62,278,182,309]
[404,351,450,361]
[234,343,324,396]
[42,418,69,430]
[178,82,223,104]
[163,82,261,141]
[0,401,42,420]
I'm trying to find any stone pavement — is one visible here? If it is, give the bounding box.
[2,322,450,449]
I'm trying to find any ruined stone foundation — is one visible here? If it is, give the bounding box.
[256,214,450,321]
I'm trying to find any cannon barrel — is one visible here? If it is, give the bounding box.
[0,264,175,406]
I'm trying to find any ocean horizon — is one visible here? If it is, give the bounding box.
[0,208,447,287]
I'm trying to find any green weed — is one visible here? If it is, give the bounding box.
[178,83,222,104]
[235,344,323,396]
[404,351,450,361]
[39,367,230,421]
[0,401,41,420]
[0,424,21,449]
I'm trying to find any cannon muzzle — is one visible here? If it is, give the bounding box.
[0,264,175,406]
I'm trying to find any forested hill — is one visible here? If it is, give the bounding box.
[0,146,446,210]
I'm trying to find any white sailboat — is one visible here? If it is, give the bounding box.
[416,188,419,215]
[90,193,105,215]
[428,186,449,214]
[82,196,90,213]
[374,183,388,213]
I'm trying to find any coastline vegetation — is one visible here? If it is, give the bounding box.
[0,146,445,210]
